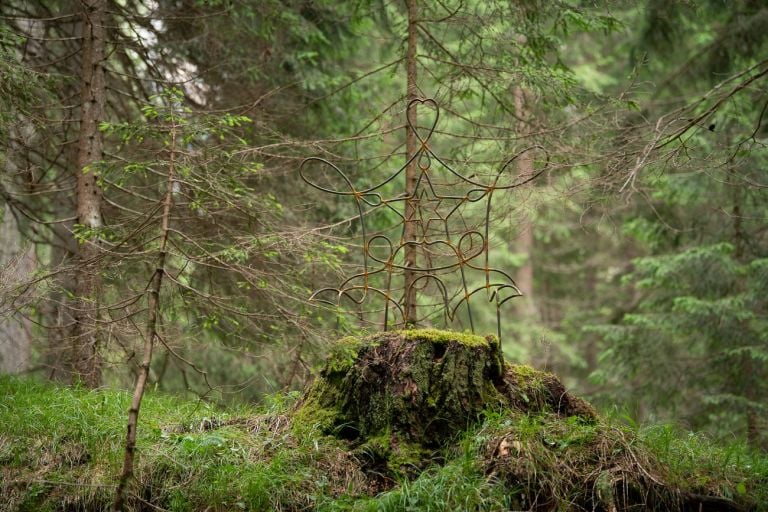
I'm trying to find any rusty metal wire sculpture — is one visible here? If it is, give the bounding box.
[300,98,549,341]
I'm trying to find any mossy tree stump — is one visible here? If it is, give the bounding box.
[294,329,595,448]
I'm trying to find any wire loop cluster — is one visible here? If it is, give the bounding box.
[301,99,549,340]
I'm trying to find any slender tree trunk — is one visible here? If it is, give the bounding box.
[513,84,538,320]
[729,172,762,449]
[113,118,178,512]
[71,0,107,387]
[403,0,419,325]
[583,265,599,392]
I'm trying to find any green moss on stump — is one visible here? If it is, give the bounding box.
[354,431,430,481]
[399,328,494,347]
[293,329,595,449]
[294,330,499,445]
[325,335,367,374]
[290,329,598,491]
[502,362,597,419]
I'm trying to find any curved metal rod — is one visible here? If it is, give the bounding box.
[450,282,522,320]
[371,238,485,272]
[423,144,551,190]
[407,273,451,327]
[311,285,405,320]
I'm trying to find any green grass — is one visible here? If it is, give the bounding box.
[327,459,513,511]
[1,375,766,511]
[0,376,224,510]
[640,423,768,503]
[0,375,330,511]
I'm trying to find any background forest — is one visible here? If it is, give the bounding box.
[1,0,767,465]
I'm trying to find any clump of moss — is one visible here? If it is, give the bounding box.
[506,362,543,384]
[499,362,598,420]
[324,335,366,375]
[354,431,433,486]
[479,411,756,511]
[290,380,341,437]
[398,328,494,348]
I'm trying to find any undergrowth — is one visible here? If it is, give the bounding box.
[1,375,766,511]
[640,423,768,503]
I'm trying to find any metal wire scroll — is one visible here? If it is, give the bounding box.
[300,98,549,341]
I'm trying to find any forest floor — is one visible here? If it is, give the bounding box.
[1,330,767,511]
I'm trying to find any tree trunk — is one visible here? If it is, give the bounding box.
[512,85,538,320]
[727,170,764,449]
[0,203,33,374]
[71,0,107,387]
[11,7,81,383]
[403,0,419,326]
[113,115,178,512]
[583,265,599,392]
[0,118,37,376]
[44,225,77,383]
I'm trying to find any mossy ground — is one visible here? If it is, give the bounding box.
[2,330,767,511]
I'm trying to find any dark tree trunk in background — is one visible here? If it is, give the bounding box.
[0,203,33,373]
[513,84,538,321]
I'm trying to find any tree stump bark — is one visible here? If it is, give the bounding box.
[294,329,595,447]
